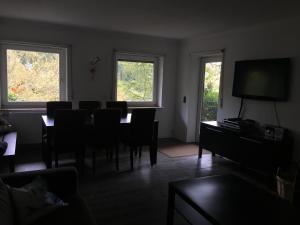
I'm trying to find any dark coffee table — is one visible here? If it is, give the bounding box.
[167,175,300,225]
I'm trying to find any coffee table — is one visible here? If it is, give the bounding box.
[167,175,300,225]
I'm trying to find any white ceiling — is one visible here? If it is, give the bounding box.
[1,0,300,39]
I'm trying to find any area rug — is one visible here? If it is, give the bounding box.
[159,144,210,158]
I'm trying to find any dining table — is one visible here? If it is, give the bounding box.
[41,113,159,169]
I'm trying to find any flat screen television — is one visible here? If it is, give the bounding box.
[232,58,290,101]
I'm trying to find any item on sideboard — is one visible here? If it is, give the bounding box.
[264,125,285,141]
[276,163,299,203]
[222,118,258,133]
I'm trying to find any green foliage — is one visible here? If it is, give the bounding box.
[117,61,154,101]
[8,93,18,102]
[7,49,59,102]
[201,62,221,121]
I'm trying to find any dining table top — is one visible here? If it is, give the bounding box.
[42,113,132,127]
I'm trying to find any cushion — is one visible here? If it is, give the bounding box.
[31,196,96,225]
[8,176,68,225]
[0,178,14,225]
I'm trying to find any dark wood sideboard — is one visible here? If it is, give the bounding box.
[199,121,292,176]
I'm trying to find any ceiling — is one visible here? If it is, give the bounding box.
[1,0,300,39]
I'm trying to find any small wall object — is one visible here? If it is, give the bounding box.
[89,56,101,80]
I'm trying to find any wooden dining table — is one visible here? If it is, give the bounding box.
[41,113,159,169]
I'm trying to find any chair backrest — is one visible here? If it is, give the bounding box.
[79,101,101,116]
[130,108,156,145]
[54,109,87,152]
[106,101,127,118]
[47,101,72,118]
[94,109,121,146]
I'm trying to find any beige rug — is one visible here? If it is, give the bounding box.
[159,144,210,158]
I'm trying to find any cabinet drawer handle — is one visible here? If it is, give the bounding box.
[240,137,262,144]
[206,127,223,133]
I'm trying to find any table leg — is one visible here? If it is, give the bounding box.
[46,127,53,168]
[198,147,203,159]
[115,145,119,171]
[150,121,159,166]
[42,122,52,169]
[167,184,175,225]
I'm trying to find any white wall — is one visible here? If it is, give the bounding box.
[176,17,300,160]
[0,18,179,144]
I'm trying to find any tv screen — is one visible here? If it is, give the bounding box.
[232,58,290,101]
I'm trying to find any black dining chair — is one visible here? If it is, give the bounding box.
[106,101,128,118]
[79,101,101,117]
[46,101,72,118]
[122,108,156,170]
[43,101,73,159]
[89,109,121,172]
[53,109,87,172]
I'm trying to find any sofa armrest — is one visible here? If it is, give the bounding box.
[0,167,78,199]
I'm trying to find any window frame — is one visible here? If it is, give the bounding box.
[113,52,163,107]
[0,43,68,108]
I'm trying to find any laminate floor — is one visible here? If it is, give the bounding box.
[0,139,273,225]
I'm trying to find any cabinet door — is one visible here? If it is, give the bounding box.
[200,124,239,159]
[239,137,273,172]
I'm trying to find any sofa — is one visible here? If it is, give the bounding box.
[0,167,96,225]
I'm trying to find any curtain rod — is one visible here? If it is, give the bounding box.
[189,48,225,57]
[113,49,166,58]
[0,40,71,49]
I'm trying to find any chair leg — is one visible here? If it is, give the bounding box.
[110,147,113,161]
[130,147,134,170]
[81,150,85,174]
[115,145,119,171]
[139,146,142,158]
[75,152,80,171]
[106,148,109,160]
[76,150,85,174]
[55,152,58,168]
[92,149,96,174]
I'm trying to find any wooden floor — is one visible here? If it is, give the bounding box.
[0,139,274,225]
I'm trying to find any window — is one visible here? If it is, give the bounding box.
[0,43,68,108]
[114,52,163,107]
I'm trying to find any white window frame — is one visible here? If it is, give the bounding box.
[0,42,68,108]
[113,52,163,107]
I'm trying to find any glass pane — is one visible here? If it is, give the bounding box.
[201,62,222,121]
[7,49,60,102]
[117,60,154,102]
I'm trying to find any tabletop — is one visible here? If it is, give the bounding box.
[170,175,300,225]
[42,113,132,127]
[1,132,17,157]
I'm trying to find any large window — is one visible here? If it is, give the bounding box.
[114,52,163,107]
[1,43,68,108]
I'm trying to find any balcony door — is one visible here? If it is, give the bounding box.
[196,56,223,138]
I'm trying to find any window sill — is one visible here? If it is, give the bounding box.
[128,106,164,110]
[0,108,46,113]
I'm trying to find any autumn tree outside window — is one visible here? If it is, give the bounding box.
[0,43,68,108]
[114,52,163,107]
